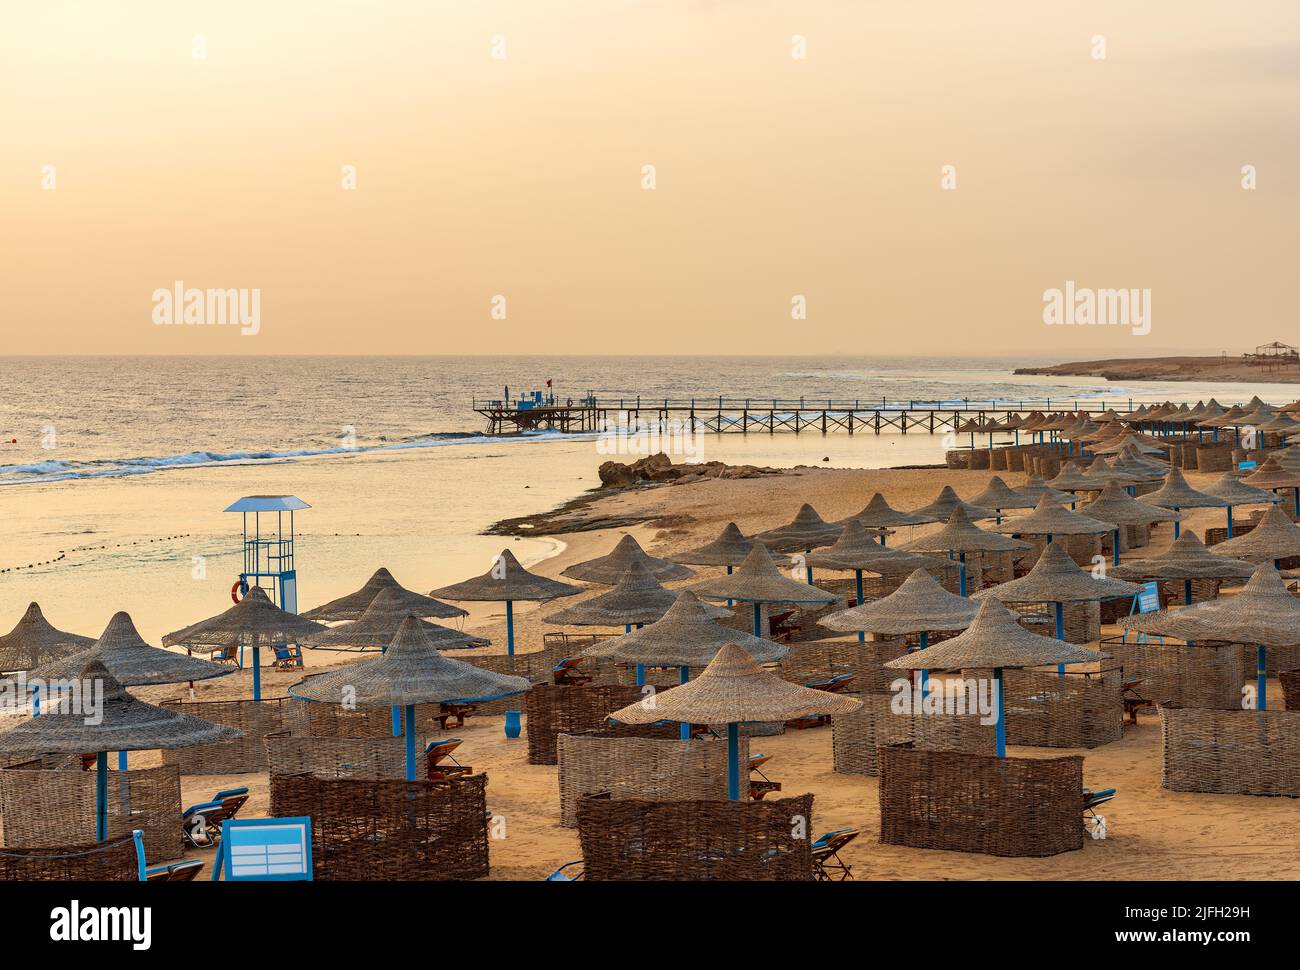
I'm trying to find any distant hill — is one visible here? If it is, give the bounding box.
[1015,356,1300,384]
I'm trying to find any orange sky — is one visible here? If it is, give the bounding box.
[3,1,1297,356]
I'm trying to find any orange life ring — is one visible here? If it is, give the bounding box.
[231,580,245,604]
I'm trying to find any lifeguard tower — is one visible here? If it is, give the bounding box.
[224,495,310,696]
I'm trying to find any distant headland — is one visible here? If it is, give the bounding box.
[1016,344,1300,384]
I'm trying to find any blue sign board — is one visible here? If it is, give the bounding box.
[212,817,313,881]
[1136,581,1161,614]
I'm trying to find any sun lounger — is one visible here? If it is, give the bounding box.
[210,646,240,666]
[146,859,204,882]
[552,656,593,686]
[425,738,472,780]
[182,787,250,849]
[806,673,855,693]
[546,861,584,881]
[748,753,782,801]
[768,609,802,641]
[1121,677,1153,725]
[273,645,303,670]
[437,702,477,731]
[1083,787,1115,839]
[811,828,860,881]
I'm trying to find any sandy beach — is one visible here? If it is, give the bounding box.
[119,460,1300,882]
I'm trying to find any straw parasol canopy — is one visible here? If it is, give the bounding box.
[910,485,995,522]
[752,504,843,552]
[306,588,489,652]
[608,643,862,726]
[1140,466,1229,510]
[1118,565,1300,645]
[561,534,695,585]
[972,541,1140,604]
[1240,457,1300,491]
[819,568,978,635]
[1080,456,1139,487]
[1018,475,1076,505]
[808,521,951,576]
[1198,405,1247,429]
[546,561,730,627]
[991,494,1111,537]
[429,548,585,602]
[1111,532,1257,582]
[1046,462,1097,492]
[1201,472,1284,507]
[672,522,774,567]
[0,603,95,673]
[288,616,531,708]
[836,492,938,528]
[0,659,240,754]
[1081,481,1182,527]
[1091,432,1168,456]
[884,599,1105,672]
[688,544,838,604]
[1213,504,1300,562]
[903,507,1032,554]
[582,591,789,667]
[161,586,327,651]
[968,476,1038,511]
[31,612,234,686]
[301,567,466,621]
[1258,413,1300,435]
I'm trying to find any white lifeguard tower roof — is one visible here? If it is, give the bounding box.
[224,495,311,513]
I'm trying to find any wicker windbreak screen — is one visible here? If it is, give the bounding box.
[524,683,650,765]
[265,733,412,780]
[0,835,139,881]
[576,792,815,881]
[1159,704,1300,797]
[160,696,302,774]
[1104,640,1246,710]
[832,691,995,776]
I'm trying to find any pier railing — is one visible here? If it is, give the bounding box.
[473,395,1145,412]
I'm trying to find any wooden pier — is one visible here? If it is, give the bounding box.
[472,395,1145,436]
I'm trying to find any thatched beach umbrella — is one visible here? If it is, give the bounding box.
[1139,466,1229,538]
[1119,565,1298,708]
[161,586,327,701]
[1202,471,1283,538]
[753,504,842,583]
[820,568,977,695]
[1047,461,1097,495]
[289,616,531,778]
[688,544,837,636]
[0,603,94,674]
[0,658,239,840]
[1213,504,1300,565]
[1241,458,1300,516]
[430,548,583,656]
[910,485,995,523]
[1080,481,1182,565]
[1111,531,1256,604]
[301,567,466,621]
[1080,456,1140,490]
[836,492,938,541]
[972,541,1139,654]
[1018,475,1076,506]
[885,599,1106,756]
[307,588,488,652]
[546,561,729,630]
[33,612,233,688]
[673,522,773,568]
[992,494,1111,543]
[809,522,952,640]
[903,507,1031,596]
[968,476,1038,525]
[562,534,695,585]
[608,643,861,798]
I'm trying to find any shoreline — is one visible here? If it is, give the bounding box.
[1015,355,1300,385]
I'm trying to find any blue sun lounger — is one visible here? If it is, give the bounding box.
[182,787,251,848]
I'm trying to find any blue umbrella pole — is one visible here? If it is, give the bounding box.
[1227,506,1234,539]
[505,599,515,657]
[726,564,734,606]
[726,723,741,800]
[117,751,127,770]
[404,705,418,781]
[679,667,691,739]
[752,603,762,637]
[1258,646,1267,710]
[805,548,814,585]
[918,631,929,702]
[855,571,865,643]
[1054,601,1066,677]
[1184,579,1193,606]
[635,665,645,686]
[251,646,262,701]
[96,752,108,841]
[993,669,1006,758]
[1173,514,1181,539]
[391,705,402,737]
[32,684,39,718]
[1112,529,1120,567]
[958,552,967,596]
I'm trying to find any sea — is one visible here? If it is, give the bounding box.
[3,354,1298,643]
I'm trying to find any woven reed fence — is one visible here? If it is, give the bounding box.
[1103,640,1245,710]
[467,644,578,714]
[1283,671,1300,711]
[265,733,413,780]
[1001,666,1124,748]
[556,729,741,827]
[879,743,1084,856]
[588,663,688,689]
[270,771,489,880]
[525,684,648,765]
[0,764,181,861]
[302,703,442,739]
[1159,704,1300,797]
[1265,645,1300,678]
[576,792,815,881]
[832,690,996,775]
[160,696,301,774]
[778,637,910,693]
[0,835,139,881]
